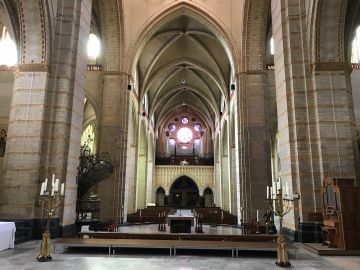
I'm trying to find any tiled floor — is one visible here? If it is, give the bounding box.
[1,240,360,270]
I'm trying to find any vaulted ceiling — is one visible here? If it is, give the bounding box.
[136,14,232,135]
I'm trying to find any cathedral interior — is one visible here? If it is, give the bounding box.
[0,0,360,268]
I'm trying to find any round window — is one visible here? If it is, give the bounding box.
[177,127,193,143]
[181,116,189,124]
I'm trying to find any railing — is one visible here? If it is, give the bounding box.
[155,155,214,166]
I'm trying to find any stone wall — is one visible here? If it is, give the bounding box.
[351,70,360,125]
[153,165,214,198]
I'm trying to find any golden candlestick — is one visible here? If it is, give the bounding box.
[36,176,65,262]
[267,186,295,268]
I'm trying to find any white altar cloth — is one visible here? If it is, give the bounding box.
[0,222,16,251]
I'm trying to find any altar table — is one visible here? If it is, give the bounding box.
[0,222,16,251]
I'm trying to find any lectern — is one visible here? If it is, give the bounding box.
[321,177,360,250]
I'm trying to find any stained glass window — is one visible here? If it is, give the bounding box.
[352,26,360,63]
[87,33,101,60]
[177,127,192,143]
[181,116,189,124]
[168,123,176,132]
[81,122,96,153]
[0,26,17,66]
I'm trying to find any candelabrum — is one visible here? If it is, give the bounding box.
[267,183,298,268]
[36,175,65,262]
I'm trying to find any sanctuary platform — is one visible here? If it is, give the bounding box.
[52,222,292,259]
[304,243,360,256]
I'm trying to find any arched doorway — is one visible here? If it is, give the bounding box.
[156,187,166,206]
[169,176,200,208]
[203,187,214,207]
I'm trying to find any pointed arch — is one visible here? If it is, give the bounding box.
[126,1,239,87]
[99,0,124,71]
[309,0,348,63]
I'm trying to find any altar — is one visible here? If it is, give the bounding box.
[0,222,16,251]
[167,210,194,233]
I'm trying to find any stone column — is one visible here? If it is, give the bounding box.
[97,73,129,222]
[271,0,315,231]
[146,135,155,205]
[0,66,49,219]
[124,103,138,219]
[230,141,237,215]
[42,0,92,227]
[311,63,360,197]
[236,72,269,221]
[214,135,222,207]
[221,120,231,211]
[271,0,359,238]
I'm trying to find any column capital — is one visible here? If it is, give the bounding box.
[16,63,50,72]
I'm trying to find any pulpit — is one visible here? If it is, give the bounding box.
[321,177,360,250]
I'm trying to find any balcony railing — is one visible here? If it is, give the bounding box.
[155,155,214,166]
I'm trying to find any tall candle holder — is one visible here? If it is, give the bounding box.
[266,183,298,268]
[36,175,65,262]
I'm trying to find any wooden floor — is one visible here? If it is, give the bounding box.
[304,243,360,256]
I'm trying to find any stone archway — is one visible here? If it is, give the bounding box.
[203,187,214,207]
[169,176,200,208]
[155,187,166,206]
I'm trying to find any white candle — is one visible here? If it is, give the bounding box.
[60,183,65,196]
[40,182,45,195]
[44,178,48,191]
[256,210,259,222]
[221,210,224,219]
[52,174,55,186]
[270,187,273,199]
[55,179,59,192]
[266,186,269,199]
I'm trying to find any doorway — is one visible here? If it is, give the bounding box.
[169,176,200,208]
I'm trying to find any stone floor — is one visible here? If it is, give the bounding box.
[0,240,360,270]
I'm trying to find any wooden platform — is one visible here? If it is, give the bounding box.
[304,243,360,256]
[79,231,277,242]
[54,238,296,257]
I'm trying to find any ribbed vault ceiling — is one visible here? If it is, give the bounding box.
[137,15,231,135]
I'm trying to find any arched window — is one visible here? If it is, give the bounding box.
[351,26,360,63]
[87,33,101,60]
[0,26,17,66]
[270,36,275,56]
[81,122,96,154]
